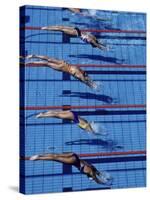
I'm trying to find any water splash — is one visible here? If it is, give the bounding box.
[91,81,103,92]
[88,9,97,16]
[98,171,113,185]
[90,122,108,136]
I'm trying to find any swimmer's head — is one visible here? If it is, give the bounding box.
[90,121,108,136]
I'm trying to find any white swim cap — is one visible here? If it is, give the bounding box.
[90,122,108,136]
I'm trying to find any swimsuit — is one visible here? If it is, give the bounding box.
[72,153,81,169]
[72,154,86,173]
[61,62,72,73]
[80,162,86,173]
[72,154,94,180]
[80,69,88,77]
[80,162,94,180]
[74,27,82,36]
[71,111,79,124]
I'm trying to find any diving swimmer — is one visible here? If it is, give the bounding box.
[67,8,111,21]
[36,110,107,136]
[25,54,101,91]
[41,25,108,51]
[22,152,112,185]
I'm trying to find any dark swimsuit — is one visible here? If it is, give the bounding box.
[74,27,82,36]
[72,153,94,180]
[71,111,79,124]
[72,153,86,173]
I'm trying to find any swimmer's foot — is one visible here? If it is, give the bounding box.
[41,26,47,30]
[26,54,36,59]
[36,112,44,118]
[36,111,55,118]
[29,155,39,161]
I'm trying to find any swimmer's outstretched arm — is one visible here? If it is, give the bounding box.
[82,76,99,90]
[92,40,108,51]
[93,174,104,184]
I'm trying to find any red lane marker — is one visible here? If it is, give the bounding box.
[76,64,146,68]
[82,29,146,34]
[22,26,146,34]
[79,150,146,157]
[24,63,146,69]
[21,104,146,110]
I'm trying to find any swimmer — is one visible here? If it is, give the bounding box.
[36,110,107,136]
[67,8,81,14]
[41,25,108,51]
[26,54,100,91]
[22,152,112,185]
[67,8,111,21]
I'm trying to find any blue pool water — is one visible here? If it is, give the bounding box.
[20,5,146,194]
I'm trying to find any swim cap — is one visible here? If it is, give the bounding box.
[78,122,89,130]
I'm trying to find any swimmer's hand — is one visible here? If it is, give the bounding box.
[97,171,113,185]
[91,81,103,92]
[100,45,109,51]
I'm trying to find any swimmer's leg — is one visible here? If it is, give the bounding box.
[26,54,63,64]
[41,25,77,36]
[26,61,49,66]
[26,153,77,164]
[26,55,50,61]
[41,25,70,30]
[36,110,74,120]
